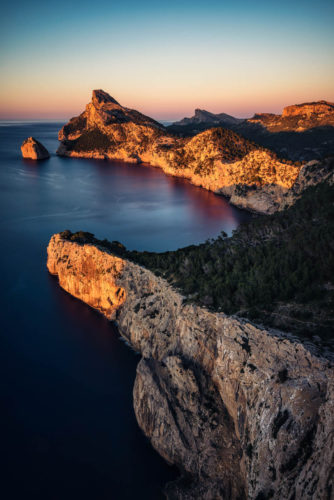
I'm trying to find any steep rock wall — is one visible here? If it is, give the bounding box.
[57,90,310,215]
[47,234,334,499]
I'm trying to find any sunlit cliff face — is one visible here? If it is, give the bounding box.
[46,232,334,500]
[47,235,126,319]
[56,89,303,214]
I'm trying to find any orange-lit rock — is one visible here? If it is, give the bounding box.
[21,137,50,160]
[249,100,334,132]
[47,232,334,500]
[57,90,316,214]
[282,100,334,118]
[47,234,126,318]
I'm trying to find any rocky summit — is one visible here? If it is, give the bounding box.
[168,101,334,162]
[57,90,333,214]
[175,108,243,127]
[47,232,334,500]
[249,100,334,132]
[21,137,50,160]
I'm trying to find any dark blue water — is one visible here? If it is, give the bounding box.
[0,122,249,499]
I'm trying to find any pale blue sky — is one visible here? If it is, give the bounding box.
[1,0,333,119]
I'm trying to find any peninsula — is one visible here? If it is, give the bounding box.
[57,90,333,214]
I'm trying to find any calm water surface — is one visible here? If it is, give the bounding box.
[0,122,250,499]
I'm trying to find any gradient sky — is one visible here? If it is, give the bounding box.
[1,0,333,120]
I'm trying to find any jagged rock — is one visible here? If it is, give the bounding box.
[249,100,334,132]
[282,101,334,118]
[57,90,317,214]
[57,91,334,214]
[172,101,334,132]
[21,137,50,160]
[47,233,334,500]
[168,101,334,162]
[175,108,243,127]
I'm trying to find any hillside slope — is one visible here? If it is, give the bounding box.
[57,90,331,214]
[47,229,334,499]
[168,101,334,161]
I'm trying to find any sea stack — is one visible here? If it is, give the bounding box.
[21,137,50,160]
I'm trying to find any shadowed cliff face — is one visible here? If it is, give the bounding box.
[57,90,327,215]
[47,234,334,500]
[21,136,50,160]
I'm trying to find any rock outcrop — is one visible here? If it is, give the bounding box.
[171,101,334,133]
[21,137,50,160]
[168,101,334,162]
[282,101,334,119]
[175,108,243,127]
[47,233,334,500]
[57,90,325,214]
[249,101,334,132]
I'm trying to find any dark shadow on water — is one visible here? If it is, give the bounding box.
[0,122,251,498]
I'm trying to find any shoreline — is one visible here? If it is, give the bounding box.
[56,148,285,215]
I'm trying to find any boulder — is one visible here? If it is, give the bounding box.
[21,137,50,160]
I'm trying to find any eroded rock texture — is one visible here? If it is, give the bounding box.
[47,234,334,500]
[57,90,327,214]
[21,137,50,160]
[249,101,334,132]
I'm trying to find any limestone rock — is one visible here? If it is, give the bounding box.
[174,108,243,127]
[249,100,334,132]
[57,90,320,214]
[282,100,334,118]
[21,137,50,160]
[47,233,334,500]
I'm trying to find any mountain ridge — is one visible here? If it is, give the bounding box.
[57,90,333,214]
[171,100,334,132]
[47,226,334,499]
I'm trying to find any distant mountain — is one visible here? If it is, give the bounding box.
[167,101,334,161]
[57,90,333,214]
[175,108,243,127]
[249,100,334,132]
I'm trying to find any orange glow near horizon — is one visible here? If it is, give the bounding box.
[1,82,334,121]
[1,1,333,121]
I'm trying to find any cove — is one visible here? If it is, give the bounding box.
[0,122,250,499]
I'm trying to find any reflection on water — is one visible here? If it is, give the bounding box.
[0,122,250,499]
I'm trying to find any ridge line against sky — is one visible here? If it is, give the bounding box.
[1,0,333,120]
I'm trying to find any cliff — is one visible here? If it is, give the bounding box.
[21,137,50,160]
[174,109,243,127]
[57,90,321,214]
[168,101,334,162]
[249,101,334,132]
[47,233,334,500]
[171,101,334,133]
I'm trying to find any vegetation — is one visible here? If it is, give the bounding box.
[70,128,114,152]
[167,121,334,162]
[60,182,334,344]
[62,114,87,137]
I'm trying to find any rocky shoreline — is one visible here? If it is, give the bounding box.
[47,233,334,500]
[55,90,334,215]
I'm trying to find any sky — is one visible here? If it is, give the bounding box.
[1,0,333,120]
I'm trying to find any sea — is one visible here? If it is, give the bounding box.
[0,121,250,499]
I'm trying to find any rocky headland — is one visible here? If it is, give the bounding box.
[21,137,50,160]
[169,101,334,163]
[172,101,334,133]
[248,100,334,132]
[47,232,334,500]
[56,90,333,214]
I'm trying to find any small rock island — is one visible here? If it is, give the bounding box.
[21,137,50,160]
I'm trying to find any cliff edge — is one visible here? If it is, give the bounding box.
[56,90,330,214]
[47,233,334,500]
